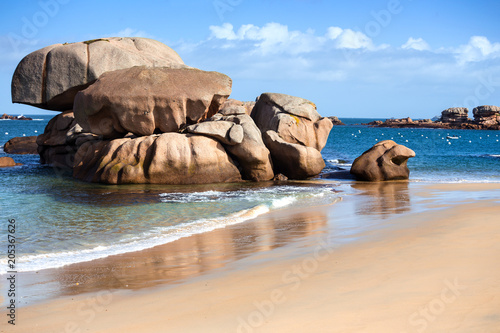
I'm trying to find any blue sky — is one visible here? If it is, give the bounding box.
[1,0,499,118]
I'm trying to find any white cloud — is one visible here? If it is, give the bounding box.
[326,27,342,40]
[209,23,378,55]
[332,28,374,50]
[207,23,500,68]
[209,23,238,40]
[402,37,430,51]
[210,22,325,55]
[455,36,500,64]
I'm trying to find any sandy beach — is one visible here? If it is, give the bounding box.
[4,182,500,333]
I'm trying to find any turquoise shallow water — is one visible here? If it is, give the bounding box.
[0,115,499,273]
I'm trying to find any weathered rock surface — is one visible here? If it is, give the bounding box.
[272,173,288,181]
[74,67,232,138]
[0,157,21,167]
[350,140,415,181]
[219,99,255,116]
[472,105,500,129]
[207,114,274,181]
[252,93,332,151]
[3,136,38,154]
[263,130,325,179]
[186,121,244,146]
[1,113,32,120]
[36,111,100,168]
[473,105,500,120]
[441,107,470,123]
[12,37,185,111]
[73,133,242,185]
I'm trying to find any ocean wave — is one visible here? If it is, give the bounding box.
[326,159,352,168]
[158,186,332,204]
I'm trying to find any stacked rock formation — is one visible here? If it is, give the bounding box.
[473,105,500,127]
[251,93,333,179]
[12,37,185,111]
[10,38,333,184]
[441,108,470,123]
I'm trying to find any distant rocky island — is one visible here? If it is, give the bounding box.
[1,113,32,120]
[362,106,500,130]
[328,116,345,125]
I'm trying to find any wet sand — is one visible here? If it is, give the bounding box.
[4,182,500,332]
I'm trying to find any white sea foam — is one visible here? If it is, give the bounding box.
[326,159,353,167]
[158,186,330,204]
[271,196,296,208]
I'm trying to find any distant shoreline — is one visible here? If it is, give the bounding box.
[359,117,499,130]
[1,113,33,121]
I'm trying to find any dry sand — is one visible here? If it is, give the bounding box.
[3,182,500,333]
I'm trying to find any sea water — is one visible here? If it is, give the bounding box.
[324,118,500,183]
[0,115,499,273]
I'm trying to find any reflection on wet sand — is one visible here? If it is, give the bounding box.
[28,208,328,297]
[351,181,411,217]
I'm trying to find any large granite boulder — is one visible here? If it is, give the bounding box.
[252,93,332,151]
[187,113,275,181]
[263,130,325,179]
[12,37,185,111]
[350,140,415,181]
[3,136,38,154]
[0,157,21,167]
[74,67,232,138]
[251,93,332,179]
[441,107,469,123]
[73,133,242,185]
